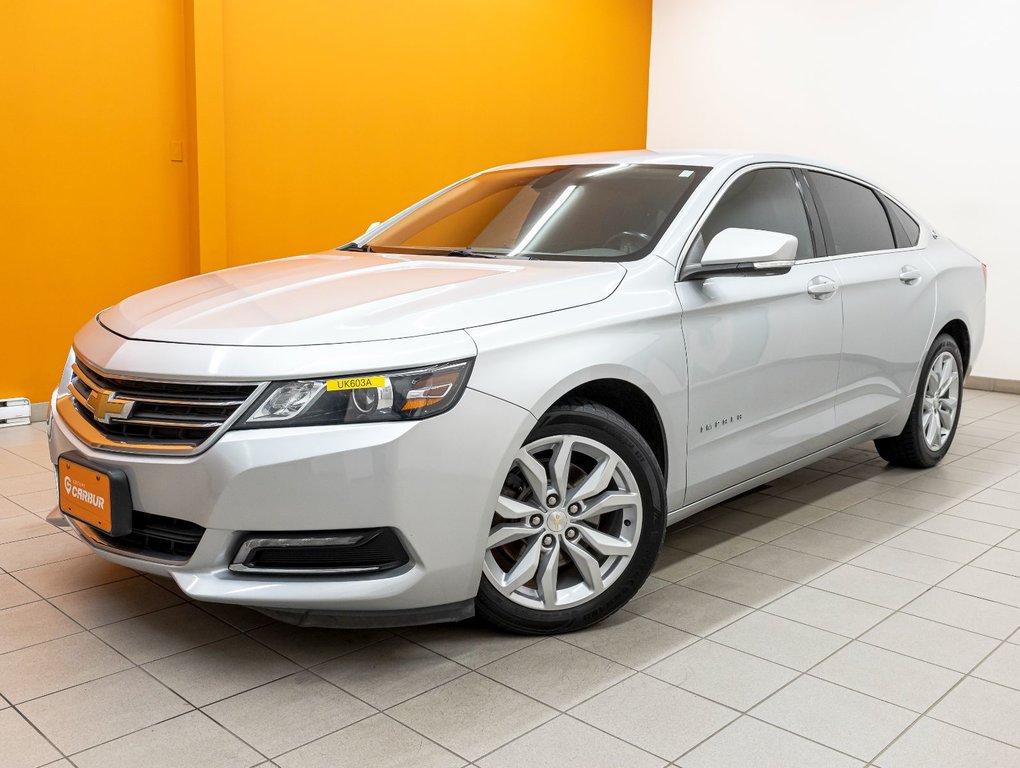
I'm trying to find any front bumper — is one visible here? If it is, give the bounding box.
[49,387,535,623]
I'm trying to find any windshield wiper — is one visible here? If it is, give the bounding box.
[337,242,373,252]
[444,248,500,259]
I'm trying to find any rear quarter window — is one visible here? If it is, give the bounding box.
[881,194,921,247]
[806,171,896,255]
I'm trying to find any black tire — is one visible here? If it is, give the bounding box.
[875,334,963,468]
[476,399,666,635]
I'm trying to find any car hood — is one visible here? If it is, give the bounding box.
[99,251,626,346]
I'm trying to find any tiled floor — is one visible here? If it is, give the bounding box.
[2,389,1020,767]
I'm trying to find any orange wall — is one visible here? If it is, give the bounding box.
[1,0,652,403]
[221,0,653,266]
[1,1,194,404]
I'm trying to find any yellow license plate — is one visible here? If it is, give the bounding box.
[58,458,113,532]
[326,375,386,391]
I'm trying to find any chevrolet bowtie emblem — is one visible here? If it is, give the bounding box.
[86,387,134,424]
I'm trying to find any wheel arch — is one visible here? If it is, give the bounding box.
[548,377,669,481]
[937,318,971,373]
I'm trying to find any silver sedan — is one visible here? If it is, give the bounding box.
[48,150,986,633]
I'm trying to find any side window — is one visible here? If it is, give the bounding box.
[806,172,895,255]
[690,169,815,262]
[881,194,921,248]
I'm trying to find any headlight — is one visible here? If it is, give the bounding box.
[236,359,473,428]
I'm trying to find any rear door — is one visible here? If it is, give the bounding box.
[801,170,936,436]
[676,167,843,504]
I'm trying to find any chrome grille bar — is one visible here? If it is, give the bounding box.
[60,357,267,456]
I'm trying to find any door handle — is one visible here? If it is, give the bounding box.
[806,276,838,300]
[899,266,922,285]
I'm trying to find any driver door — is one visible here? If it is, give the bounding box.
[675,167,843,504]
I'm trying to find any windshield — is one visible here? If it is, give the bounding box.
[366,164,707,261]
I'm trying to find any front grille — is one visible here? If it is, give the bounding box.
[66,358,261,454]
[231,528,410,575]
[87,511,205,562]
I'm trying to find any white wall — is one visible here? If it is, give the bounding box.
[648,0,1020,380]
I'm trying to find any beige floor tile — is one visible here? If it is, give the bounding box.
[699,509,801,543]
[18,667,190,754]
[664,525,759,560]
[884,528,989,564]
[249,622,390,668]
[634,574,671,599]
[727,544,840,583]
[759,468,830,495]
[939,565,1020,608]
[874,716,1020,768]
[93,603,238,664]
[0,454,46,481]
[204,670,373,757]
[1001,529,1020,551]
[0,496,30,520]
[967,489,1020,514]
[811,641,962,712]
[850,545,961,585]
[722,493,835,526]
[13,555,135,598]
[751,675,915,761]
[0,600,80,654]
[144,634,298,707]
[571,673,735,760]
[947,498,1020,527]
[627,584,751,636]
[772,528,873,562]
[762,586,891,638]
[651,546,718,582]
[399,621,540,669]
[0,572,37,609]
[50,576,182,628]
[558,610,696,670]
[679,562,797,608]
[778,476,887,511]
[276,713,463,768]
[192,601,273,631]
[838,462,918,487]
[0,514,53,545]
[389,673,556,761]
[679,715,864,768]
[862,613,998,673]
[479,637,631,709]
[477,714,665,768]
[71,710,261,768]
[709,611,846,671]
[972,642,1020,690]
[902,587,1020,639]
[809,511,907,543]
[0,707,61,768]
[843,498,938,527]
[647,639,797,711]
[972,547,1020,577]
[0,631,132,703]
[0,472,54,498]
[809,564,928,609]
[930,677,1020,748]
[916,512,1014,545]
[0,533,89,572]
[314,635,466,709]
[8,489,57,515]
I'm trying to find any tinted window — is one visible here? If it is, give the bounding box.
[691,169,814,262]
[807,172,895,255]
[882,195,921,247]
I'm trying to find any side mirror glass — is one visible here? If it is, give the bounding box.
[682,228,798,280]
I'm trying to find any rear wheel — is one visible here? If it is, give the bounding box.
[476,400,665,634]
[875,333,963,468]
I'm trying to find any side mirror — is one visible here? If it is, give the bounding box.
[681,228,798,280]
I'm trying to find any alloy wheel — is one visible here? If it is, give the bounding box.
[483,434,642,611]
[921,350,960,451]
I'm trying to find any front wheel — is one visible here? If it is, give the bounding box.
[875,333,963,468]
[476,400,666,635]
